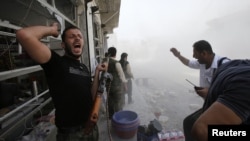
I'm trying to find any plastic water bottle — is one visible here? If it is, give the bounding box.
[177,130,185,139]
[158,130,185,141]
[171,130,185,141]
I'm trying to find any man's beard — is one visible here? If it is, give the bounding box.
[64,44,81,59]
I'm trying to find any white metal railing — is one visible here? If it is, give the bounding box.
[0,89,49,122]
[0,65,42,81]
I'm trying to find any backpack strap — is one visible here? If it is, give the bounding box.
[217,57,230,67]
[213,57,231,76]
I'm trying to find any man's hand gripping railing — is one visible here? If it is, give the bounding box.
[84,69,113,135]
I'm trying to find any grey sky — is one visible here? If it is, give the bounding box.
[108,0,250,86]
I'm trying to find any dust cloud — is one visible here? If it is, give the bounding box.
[105,0,250,137]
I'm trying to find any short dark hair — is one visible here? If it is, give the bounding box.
[61,26,80,42]
[104,52,109,57]
[193,40,213,54]
[121,52,128,59]
[108,47,117,57]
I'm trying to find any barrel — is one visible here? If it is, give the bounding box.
[112,110,140,139]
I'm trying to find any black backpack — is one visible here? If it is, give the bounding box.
[203,59,250,111]
[215,59,250,81]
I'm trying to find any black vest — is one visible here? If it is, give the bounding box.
[108,58,122,86]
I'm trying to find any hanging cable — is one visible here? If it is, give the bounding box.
[18,0,34,26]
[105,77,113,141]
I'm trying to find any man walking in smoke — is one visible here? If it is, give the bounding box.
[119,52,134,104]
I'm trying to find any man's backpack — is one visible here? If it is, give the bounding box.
[203,59,250,111]
[215,59,250,80]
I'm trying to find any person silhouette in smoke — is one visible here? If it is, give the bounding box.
[119,52,134,104]
[106,47,127,119]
